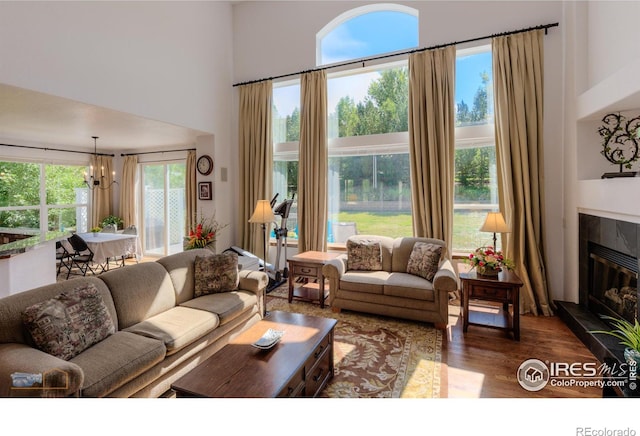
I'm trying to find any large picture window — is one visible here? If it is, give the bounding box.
[273,64,412,243]
[326,63,412,241]
[0,160,88,232]
[453,46,497,252]
[273,80,301,240]
[272,8,496,253]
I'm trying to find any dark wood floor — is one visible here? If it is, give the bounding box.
[442,298,603,398]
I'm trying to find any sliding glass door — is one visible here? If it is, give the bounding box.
[141,161,186,257]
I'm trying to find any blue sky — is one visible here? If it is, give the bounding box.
[321,11,418,65]
[274,11,492,117]
[456,51,492,107]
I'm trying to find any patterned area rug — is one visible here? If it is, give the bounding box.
[267,285,442,398]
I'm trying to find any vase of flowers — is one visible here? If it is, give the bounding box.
[467,246,513,277]
[184,214,228,252]
[90,226,102,237]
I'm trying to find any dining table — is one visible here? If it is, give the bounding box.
[73,232,142,266]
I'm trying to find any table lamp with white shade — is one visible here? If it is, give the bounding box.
[249,199,275,263]
[480,211,509,250]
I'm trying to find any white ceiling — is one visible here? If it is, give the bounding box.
[0,83,210,153]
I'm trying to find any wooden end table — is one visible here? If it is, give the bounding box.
[287,251,340,308]
[459,269,524,340]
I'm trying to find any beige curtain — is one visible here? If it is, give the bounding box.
[297,70,328,253]
[408,46,456,255]
[493,29,552,316]
[118,155,138,228]
[238,81,273,259]
[90,155,115,228]
[185,150,197,233]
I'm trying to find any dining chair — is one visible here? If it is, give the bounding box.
[122,225,137,235]
[67,234,102,278]
[101,224,117,233]
[55,241,72,277]
[121,225,139,264]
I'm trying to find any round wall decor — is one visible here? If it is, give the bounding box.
[197,154,214,176]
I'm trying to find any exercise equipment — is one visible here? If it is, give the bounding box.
[225,193,295,292]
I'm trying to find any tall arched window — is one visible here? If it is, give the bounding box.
[317,4,418,66]
[272,5,496,252]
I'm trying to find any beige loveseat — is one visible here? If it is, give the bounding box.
[323,235,458,329]
[0,249,268,398]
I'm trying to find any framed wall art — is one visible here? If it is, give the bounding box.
[198,181,212,200]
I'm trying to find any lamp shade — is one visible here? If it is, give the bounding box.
[480,212,509,233]
[248,200,275,224]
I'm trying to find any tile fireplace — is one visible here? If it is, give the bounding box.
[557,213,639,396]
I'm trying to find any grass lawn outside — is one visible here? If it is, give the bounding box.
[334,210,497,254]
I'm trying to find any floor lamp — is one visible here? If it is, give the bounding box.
[249,199,275,265]
[480,211,509,250]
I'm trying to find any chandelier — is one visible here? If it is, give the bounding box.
[84,136,117,190]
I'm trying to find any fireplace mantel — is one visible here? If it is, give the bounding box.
[578,179,640,224]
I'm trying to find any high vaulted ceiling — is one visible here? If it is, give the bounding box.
[0,83,210,153]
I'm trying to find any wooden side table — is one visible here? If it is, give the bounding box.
[459,269,524,340]
[287,251,339,308]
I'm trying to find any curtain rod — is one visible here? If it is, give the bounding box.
[121,148,196,156]
[233,22,558,87]
[0,142,114,157]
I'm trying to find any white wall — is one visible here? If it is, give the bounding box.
[0,1,230,134]
[232,1,566,302]
[585,1,640,90]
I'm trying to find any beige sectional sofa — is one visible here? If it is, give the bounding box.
[323,235,458,329]
[0,249,268,398]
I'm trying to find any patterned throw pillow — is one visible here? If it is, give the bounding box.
[406,242,442,282]
[347,239,383,271]
[194,252,239,297]
[22,283,116,361]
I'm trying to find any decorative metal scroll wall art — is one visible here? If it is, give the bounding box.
[598,113,640,178]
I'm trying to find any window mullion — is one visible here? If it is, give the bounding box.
[39,163,47,233]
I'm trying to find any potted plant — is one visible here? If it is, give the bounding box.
[591,315,640,367]
[90,226,102,236]
[101,215,124,231]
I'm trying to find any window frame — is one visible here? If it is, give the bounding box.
[0,158,90,233]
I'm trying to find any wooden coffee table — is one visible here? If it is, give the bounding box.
[170,311,337,397]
